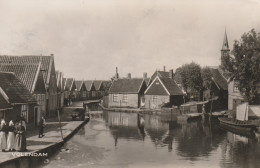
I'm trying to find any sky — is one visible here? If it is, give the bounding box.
[0,0,260,80]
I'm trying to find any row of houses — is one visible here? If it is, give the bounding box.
[107,31,260,110]
[0,55,110,129]
[63,79,110,101]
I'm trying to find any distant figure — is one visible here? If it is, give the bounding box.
[15,121,26,152]
[39,116,46,138]
[7,120,16,151]
[0,120,7,152]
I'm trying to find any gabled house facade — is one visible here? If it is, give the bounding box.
[56,71,65,110]
[144,74,184,109]
[75,80,87,100]
[108,78,147,108]
[0,56,47,124]
[93,80,105,99]
[0,72,37,127]
[84,80,96,100]
[64,78,75,102]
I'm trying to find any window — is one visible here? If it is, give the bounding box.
[234,81,239,92]
[21,105,28,122]
[152,96,158,104]
[123,94,128,103]
[113,94,118,102]
[92,91,95,97]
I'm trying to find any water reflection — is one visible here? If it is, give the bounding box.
[103,111,227,159]
[42,111,260,168]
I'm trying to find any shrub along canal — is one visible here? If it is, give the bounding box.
[38,110,260,168]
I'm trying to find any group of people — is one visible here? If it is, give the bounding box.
[0,116,27,152]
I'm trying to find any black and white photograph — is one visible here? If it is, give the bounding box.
[0,0,260,167]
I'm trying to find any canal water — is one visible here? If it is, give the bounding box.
[40,111,260,168]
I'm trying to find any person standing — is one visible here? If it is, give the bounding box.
[7,120,16,151]
[15,121,26,152]
[0,119,7,152]
[38,116,46,138]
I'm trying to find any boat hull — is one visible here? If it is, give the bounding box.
[218,117,257,131]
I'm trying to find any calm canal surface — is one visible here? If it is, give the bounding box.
[41,111,260,168]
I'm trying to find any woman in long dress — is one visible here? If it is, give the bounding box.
[15,121,26,152]
[0,119,7,152]
[7,120,16,151]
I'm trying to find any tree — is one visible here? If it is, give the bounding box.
[223,29,260,104]
[178,62,203,100]
[201,66,213,90]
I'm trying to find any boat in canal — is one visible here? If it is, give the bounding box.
[218,117,257,132]
[218,102,258,135]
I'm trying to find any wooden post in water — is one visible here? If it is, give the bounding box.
[57,110,64,140]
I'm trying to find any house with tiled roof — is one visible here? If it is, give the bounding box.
[148,70,171,86]
[0,56,47,125]
[0,54,58,117]
[75,80,87,101]
[0,72,37,127]
[84,80,97,100]
[108,78,147,108]
[144,73,184,109]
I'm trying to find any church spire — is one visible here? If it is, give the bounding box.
[222,29,229,50]
[221,29,230,67]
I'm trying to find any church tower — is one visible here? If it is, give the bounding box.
[221,30,230,67]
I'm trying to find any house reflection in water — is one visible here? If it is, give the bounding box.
[103,111,229,160]
[103,111,145,147]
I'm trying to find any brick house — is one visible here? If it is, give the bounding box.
[144,72,184,109]
[108,78,147,108]
[0,72,37,127]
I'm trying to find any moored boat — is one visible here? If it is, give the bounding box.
[218,117,257,132]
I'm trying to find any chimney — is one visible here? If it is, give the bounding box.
[127,73,131,79]
[163,66,166,72]
[169,69,174,79]
[143,72,147,79]
[115,67,119,79]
